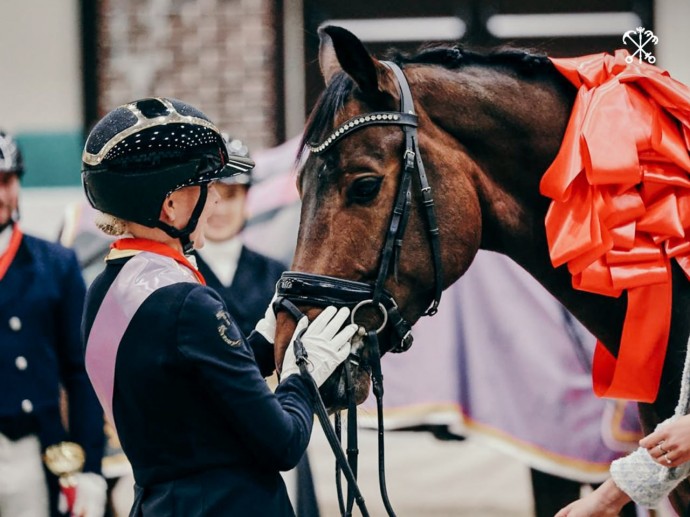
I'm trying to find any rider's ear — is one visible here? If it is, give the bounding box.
[159,194,177,224]
[318,25,379,94]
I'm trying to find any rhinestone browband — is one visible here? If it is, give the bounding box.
[308,111,418,155]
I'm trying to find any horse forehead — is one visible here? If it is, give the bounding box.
[336,99,370,123]
[303,128,391,178]
[297,157,336,207]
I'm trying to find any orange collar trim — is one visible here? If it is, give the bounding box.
[110,238,206,285]
[0,224,23,281]
[542,49,690,402]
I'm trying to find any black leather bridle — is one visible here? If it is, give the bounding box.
[275,61,443,517]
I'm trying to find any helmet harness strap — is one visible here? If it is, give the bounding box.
[155,183,208,254]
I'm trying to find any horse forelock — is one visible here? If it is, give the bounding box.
[298,73,355,172]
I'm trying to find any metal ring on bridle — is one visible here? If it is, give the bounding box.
[350,299,388,334]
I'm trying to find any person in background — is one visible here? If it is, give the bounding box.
[195,135,320,515]
[80,97,356,515]
[0,130,106,516]
[195,135,285,336]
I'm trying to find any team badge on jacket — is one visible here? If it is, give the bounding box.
[216,310,241,347]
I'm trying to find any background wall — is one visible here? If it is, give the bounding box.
[0,0,84,187]
[98,0,281,152]
[655,0,690,85]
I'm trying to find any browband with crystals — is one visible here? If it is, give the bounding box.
[308,112,418,154]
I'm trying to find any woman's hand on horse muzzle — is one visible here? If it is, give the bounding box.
[281,306,358,387]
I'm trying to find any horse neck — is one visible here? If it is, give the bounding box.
[413,61,689,418]
[415,63,631,350]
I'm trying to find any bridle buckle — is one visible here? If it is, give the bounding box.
[404,149,415,169]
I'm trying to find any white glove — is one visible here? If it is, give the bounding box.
[281,306,358,387]
[58,472,107,517]
[255,293,278,344]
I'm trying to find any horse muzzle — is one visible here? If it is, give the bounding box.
[273,271,414,411]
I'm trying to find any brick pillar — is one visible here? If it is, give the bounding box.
[98,0,279,150]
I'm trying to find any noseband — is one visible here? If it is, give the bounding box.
[275,62,443,517]
[277,273,413,352]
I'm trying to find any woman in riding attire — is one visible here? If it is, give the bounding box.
[80,97,357,516]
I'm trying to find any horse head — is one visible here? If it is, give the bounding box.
[273,26,485,409]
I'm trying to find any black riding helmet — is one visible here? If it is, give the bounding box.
[0,131,24,178]
[82,98,254,251]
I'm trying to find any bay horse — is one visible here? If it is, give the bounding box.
[273,26,690,512]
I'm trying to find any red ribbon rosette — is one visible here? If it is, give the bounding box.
[542,50,690,402]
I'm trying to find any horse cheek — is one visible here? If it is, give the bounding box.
[444,173,483,285]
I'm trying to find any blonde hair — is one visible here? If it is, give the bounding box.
[94,212,129,236]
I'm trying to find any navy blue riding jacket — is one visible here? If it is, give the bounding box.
[82,251,313,516]
[0,233,104,472]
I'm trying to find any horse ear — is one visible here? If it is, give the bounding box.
[318,25,379,93]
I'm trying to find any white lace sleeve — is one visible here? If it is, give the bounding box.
[610,420,690,507]
[610,333,690,507]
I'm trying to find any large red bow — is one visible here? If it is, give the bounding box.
[542,50,690,402]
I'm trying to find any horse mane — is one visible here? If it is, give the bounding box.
[389,44,554,73]
[299,44,561,163]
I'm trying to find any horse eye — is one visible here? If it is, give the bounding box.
[347,176,383,204]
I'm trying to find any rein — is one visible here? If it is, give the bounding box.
[275,61,444,516]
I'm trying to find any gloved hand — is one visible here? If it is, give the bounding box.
[281,306,358,387]
[58,472,107,517]
[255,292,278,344]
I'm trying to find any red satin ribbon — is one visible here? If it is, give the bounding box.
[60,484,77,515]
[542,50,690,402]
[110,237,206,285]
[0,224,23,281]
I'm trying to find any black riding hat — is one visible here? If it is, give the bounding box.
[82,97,255,228]
[0,131,24,178]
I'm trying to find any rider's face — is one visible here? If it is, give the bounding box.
[0,173,19,227]
[165,183,221,250]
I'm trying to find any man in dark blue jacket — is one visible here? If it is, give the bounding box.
[0,130,105,516]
